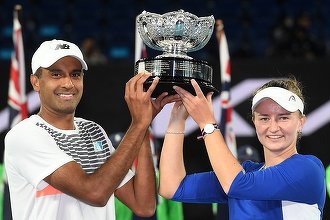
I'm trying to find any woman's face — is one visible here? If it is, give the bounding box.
[252,98,305,155]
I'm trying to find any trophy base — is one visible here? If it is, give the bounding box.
[135,57,219,98]
[143,77,218,97]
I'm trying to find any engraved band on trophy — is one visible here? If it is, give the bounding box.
[134,9,219,97]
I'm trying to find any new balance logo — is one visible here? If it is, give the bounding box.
[54,43,70,50]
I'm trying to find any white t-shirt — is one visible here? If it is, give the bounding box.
[4,115,134,220]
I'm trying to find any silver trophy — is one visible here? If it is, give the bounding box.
[135,9,219,97]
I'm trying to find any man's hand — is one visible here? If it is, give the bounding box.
[151,91,181,119]
[125,72,157,127]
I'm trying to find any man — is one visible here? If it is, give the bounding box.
[4,39,179,220]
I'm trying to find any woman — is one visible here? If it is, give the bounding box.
[159,77,326,219]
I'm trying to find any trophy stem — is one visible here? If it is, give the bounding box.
[167,43,187,56]
[157,43,192,59]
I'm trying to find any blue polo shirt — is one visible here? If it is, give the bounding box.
[172,154,325,220]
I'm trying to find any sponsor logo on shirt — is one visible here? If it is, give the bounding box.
[93,141,104,152]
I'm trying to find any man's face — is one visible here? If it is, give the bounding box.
[31,56,84,116]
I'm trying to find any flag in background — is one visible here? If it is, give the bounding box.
[8,4,28,127]
[134,21,147,63]
[1,5,28,220]
[217,20,237,158]
[214,19,237,220]
[132,15,149,173]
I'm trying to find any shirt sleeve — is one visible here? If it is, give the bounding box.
[228,155,325,204]
[172,171,228,203]
[5,121,74,189]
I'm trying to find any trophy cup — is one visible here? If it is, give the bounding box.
[134,9,219,97]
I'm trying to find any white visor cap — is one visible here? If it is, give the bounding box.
[31,39,88,74]
[252,87,304,114]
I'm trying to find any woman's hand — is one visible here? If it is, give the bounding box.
[173,79,216,129]
[169,101,188,123]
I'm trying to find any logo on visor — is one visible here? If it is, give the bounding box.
[54,43,70,50]
[288,95,296,102]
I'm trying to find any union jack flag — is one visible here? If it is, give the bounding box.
[134,20,147,63]
[217,20,237,157]
[8,5,28,128]
[2,5,28,220]
[214,18,238,220]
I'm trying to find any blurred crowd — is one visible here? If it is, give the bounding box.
[0,0,329,62]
